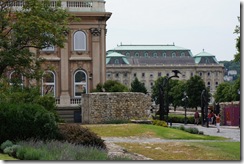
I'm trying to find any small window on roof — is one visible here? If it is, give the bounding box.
[162,52,167,57]
[135,52,139,57]
[114,59,119,64]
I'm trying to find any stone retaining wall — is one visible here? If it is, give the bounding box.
[81,92,151,124]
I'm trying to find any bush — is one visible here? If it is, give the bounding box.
[57,124,106,149]
[0,140,13,151]
[0,103,59,143]
[152,120,168,127]
[15,140,130,160]
[3,145,21,157]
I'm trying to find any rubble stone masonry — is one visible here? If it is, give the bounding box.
[81,92,151,124]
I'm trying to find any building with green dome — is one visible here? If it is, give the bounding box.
[106,44,224,102]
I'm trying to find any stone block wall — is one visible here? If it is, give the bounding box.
[81,92,152,124]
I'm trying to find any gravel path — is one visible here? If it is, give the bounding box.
[103,123,240,160]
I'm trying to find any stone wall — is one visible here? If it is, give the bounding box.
[81,92,152,124]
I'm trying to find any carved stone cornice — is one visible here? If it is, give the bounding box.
[89,28,101,36]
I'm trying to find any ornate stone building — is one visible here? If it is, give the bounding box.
[106,44,225,99]
[5,0,111,122]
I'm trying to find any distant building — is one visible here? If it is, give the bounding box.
[228,70,237,76]
[106,45,224,100]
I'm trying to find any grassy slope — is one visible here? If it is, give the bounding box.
[84,123,226,140]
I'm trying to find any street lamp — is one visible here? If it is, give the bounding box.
[159,70,181,121]
[201,89,209,127]
[182,91,188,124]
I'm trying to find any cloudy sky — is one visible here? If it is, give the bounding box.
[105,0,240,61]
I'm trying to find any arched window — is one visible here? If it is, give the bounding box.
[126,52,130,57]
[181,52,185,57]
[42,71,55,97]
[153,53,158,58]
[162,52,167,57]
[172,52,176,58]
[207,82,211,90]
[74,70,87,97]
[9,71,23,87]
[135,52,139,57]
[74,31,87,51]
[114,59,119,64]
[144,52,148,57]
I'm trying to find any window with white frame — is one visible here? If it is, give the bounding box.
[42,71,55,97]
[9,71,23,87]
[74,70,87,97]
[74,31,87,51]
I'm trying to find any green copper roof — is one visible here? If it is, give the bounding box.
[106,52,129,64]
[110,44,190,51]
[195,51,215,57]
[194,50,219,64]
[106,51,125,57]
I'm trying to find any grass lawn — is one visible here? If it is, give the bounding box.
[0,153,17,160]
[84,123,227,140]
[117,142,240,160]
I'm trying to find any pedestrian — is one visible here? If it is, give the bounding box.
[194,110,200,125]
[215,113,221,133]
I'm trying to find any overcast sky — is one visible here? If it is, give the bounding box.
[105,0,240,61]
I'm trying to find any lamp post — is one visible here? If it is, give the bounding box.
[159,70,181,121]
[182,91,188,124]
[201,89,209,127]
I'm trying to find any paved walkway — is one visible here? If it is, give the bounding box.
[103,123,240,160]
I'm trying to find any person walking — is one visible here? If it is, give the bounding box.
[194,110,200,125]
[215,113,221,133]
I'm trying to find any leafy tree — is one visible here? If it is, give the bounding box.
[214,77,240,102]
[130,77,147,94]
[169,80,187,110]
[186,75,209,110]
[0,0,70,78]
[151,77,178,106]
[234,17,240,62]
[93,80,129,92]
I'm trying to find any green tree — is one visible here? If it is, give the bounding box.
[0,0,70,78]
[130,77,147,94]
[151,77,178,106]
[234,17,240,62]
[214,77,240,102]
[186,75,209,110]
[169,80,187,110]
[93,80,129,92]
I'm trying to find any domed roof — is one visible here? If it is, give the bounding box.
[106,51,129,65]
[194,50,219,64]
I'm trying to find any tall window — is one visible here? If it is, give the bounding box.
[74,70,87,97]
[114,59,119,64]
[74,31,87,51]
[9,71,23,87]
[42,71,55,97]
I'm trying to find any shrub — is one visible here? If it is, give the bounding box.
[0,103,59,143]
[0,140,13,151]
[152,120,168,127]
[3,145,21,157]
[57,124,106,149]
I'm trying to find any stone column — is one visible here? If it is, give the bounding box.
[59,42,70,106]
[90,28,101,87]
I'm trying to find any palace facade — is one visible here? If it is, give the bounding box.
[106,44,225,100]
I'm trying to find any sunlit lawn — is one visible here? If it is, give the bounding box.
[117,141,240,160]
[84,123,227,140]
[0,153,17,160]
[83,123,240,160]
